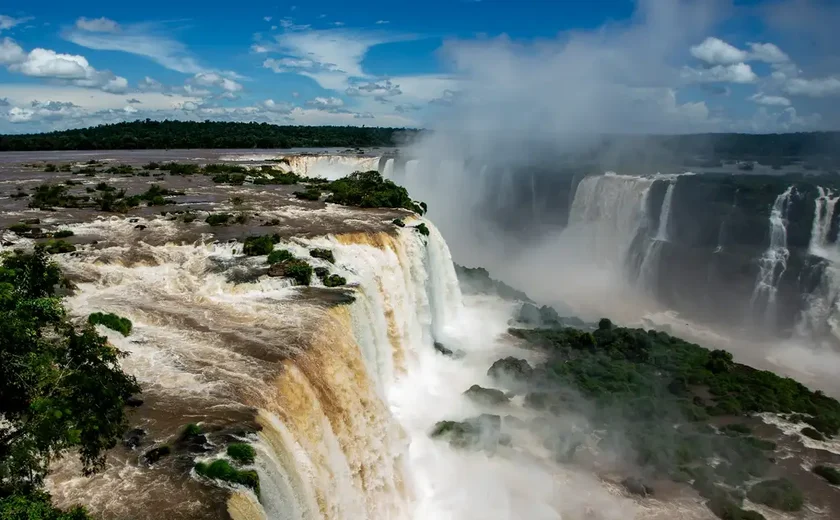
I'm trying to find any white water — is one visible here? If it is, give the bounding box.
[383,158,395,178]
[277,155,382,180]
[637,180,676,294]
[654,182,675,242]
[750,186,794,326]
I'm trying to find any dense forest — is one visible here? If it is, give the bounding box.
[0,120,418,151]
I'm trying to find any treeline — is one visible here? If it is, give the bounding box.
[0,120,419,151]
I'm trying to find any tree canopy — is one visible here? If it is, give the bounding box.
[0,247,139,511]
[0,120,418,151]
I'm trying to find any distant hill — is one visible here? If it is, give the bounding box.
[0,120,420,151]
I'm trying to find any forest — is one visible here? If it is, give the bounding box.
[0,120,418,151]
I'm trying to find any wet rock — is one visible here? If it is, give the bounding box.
[143,445,171,464]
[123,428,147,449]
[434,342,466,359]
[267,262,289,277]
[134,225,147,230]
[488,357,533,381]
[125,396,144,407]
[622,477,654,497]
[22,218,41,225]
[430,414,502,450]
[463,384,509,406]
[504,415,527,429]
[184,433,212,453]
[129,218,140,223]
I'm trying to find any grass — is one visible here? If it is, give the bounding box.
[88,312,133,336]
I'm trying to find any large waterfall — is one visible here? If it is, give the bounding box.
[798,187,840,341]
[750,186,794,326]
[276,155,382,180]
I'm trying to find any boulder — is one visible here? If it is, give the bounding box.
[488,357,533,381]
[622,477,654,497]
[434,342,466,359]
[430,414,502,450]
[267,262,289,277]
[125,396,144,407]
[463,384,509,406]
[143,445,171,465]
[123,428,147,449]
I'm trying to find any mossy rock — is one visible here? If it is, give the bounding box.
[88,312,132,336]
[266,249,294,265]
[813,465,840,485]
[267,259,313,285]
[143,445,171,465]
[747,478,804,512]
[430,414,502,450]
[242,235,277,256]
[463,384,509,406]
[309,248,335,263]
[227,443,256,464]
[802,427,825,441]
[195,459,259,494]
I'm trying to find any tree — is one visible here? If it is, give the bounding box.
[0,247,140,504]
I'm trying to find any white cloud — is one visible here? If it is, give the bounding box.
[262,99,292,113]
[63,22,205,74]
[681,63,757,84]
[0,37,25,64]
[264,16,272,22]
[192,72,243,93]
[251,44,269,53]
[123,104,138,114]
[0,84,200,111]
[690,37,747,65]
[749,93,792,106]
[304,96,344,109]
[138,76,164,91]
[783,76,840,97]
[75,17,120,33]
[0,15,33,32]
[747,42,789,64]
[375,20,390,25]
[345,79,402,97]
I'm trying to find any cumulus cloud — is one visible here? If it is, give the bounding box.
[747,42,790,64]
[191,72,243,93]
[261,99,293,113]
[375,20,390,25]
[304,96,344,110]
[0,15,32,32]
[138,76,164,91]
[690,37,747,65]
[783,76,840,97]
[0,37,25,64]
[75,17,120,33]
[749,93,792,106]
[681,63,757,84]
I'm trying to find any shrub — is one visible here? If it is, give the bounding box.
[324,171,414,210]
[53,229,74,238]
[183,423,202,436]
[267,249,294,264]
[88,312,133,336]
[160,162,200,175]
[143,162,160,170]
[43,240,76,254]
[284,259,313,286]
[9,223,32,234]
[293,188,321,201]
[194,459,259,493]
[813,465,840,485]
[414,223,430,237]
[323,274,346,287]
[205,213,232,226]
[746,479,804,512]
[227,443,256,464]
[242,235,277,256]
[44,163,57,172]
[309,248,335,263]
[182,213,197,223]
[392,218,405,227]
[233,212,249,225]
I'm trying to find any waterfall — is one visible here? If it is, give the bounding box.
[567,173,656,270]
[750,186,795,325]
[382,158,395,178]
[797,187,840,342]
[47,218,465,520]
[637,180,677,292]
[654,182,676,241]
[277,155,382,180]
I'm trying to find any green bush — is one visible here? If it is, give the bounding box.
[293,188,321,201]
[392,218,405,227]
[183,423,202,437]
[205,213,232,226]
[160,162,200,175]
[0,491,93,519]
[414,223,430,237]
[309,248,335,263]
[242,235,277,256]
[43,240,76,254]
[88,312,133,336]
[195,459,259,493]
[314,267,329,280]
[53,229,74,238]
[284,259,313,286]
[44,163,57,172]
[267,249,294,265]
[813,465,840,485]
[323,274,347,287]
[746,479,804,511]
[143,162,160,170]
[227,443,256,464]
[324,171,414,210]
[9,223,32,234]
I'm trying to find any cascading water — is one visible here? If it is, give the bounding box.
[277,155,382,180]
[636,180,676,293]
[750,186,795,326]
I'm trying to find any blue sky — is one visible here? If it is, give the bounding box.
[0,0,839,134]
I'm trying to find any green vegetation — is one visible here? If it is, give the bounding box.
[309,248,335,263]
[43,240,76,254]
[44,163,57,172]
[194,459,259,493]
[392,218,405,227]
[226,443,256,465]
[323,274,347,287]
[0,248,139,512]
[747,479,804,511]
[293,188,321,201]
[183,423,202,437]
[242,235,279,256]
[9,223,33,234]
[53,229,74,238]
[268,258,313,285]
[414,223,430,237]
[813,465,840,485]
[324,171,418,211]
[87,312,133,336]
[253,170,300,185]
[503,322,840,518]
[205,213,232,226]
[266,249,294,265]
[159,162,200,175]
[0,120,414,151]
